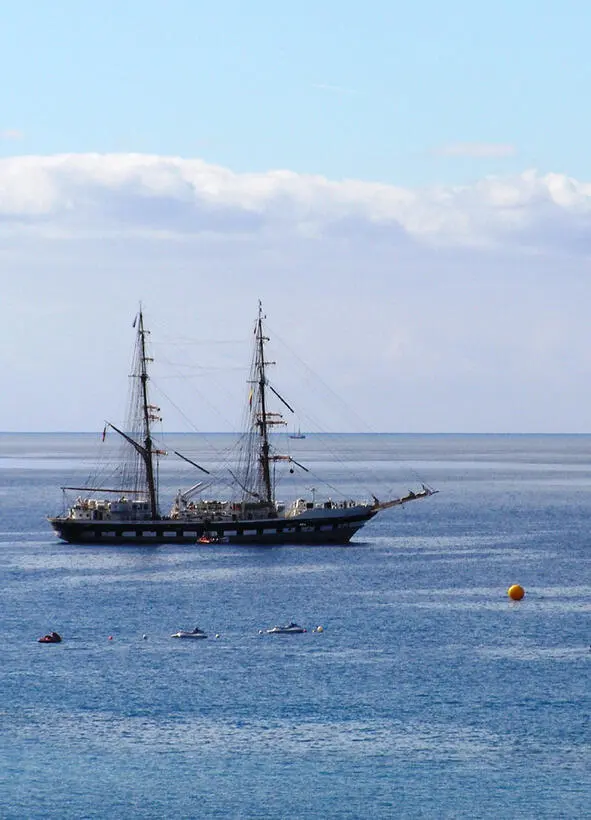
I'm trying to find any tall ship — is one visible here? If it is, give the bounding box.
[48,305,435,545]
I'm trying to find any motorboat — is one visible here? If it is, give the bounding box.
[38,631,62,643]
[171,627,208,639]
[262,622,307,634]
[197,533,229,545]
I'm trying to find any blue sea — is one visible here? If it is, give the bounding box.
[1,433,590,819]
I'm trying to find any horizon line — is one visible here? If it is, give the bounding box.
[1,431,591,437]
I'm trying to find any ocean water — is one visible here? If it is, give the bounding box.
[1,433,590,819]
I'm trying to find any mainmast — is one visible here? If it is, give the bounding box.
[240,302,303,504]
[136,310,159,519]
[252,301,296,505]
[255,301,274,504]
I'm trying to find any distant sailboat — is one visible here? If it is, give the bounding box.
[289,427,306,440]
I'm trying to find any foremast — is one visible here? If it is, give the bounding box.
[107,308,161,519]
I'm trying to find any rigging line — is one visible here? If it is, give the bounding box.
[298,468,351,501]
[279,427,386,502]
[80,430,116,488]
[267,325,436,487]
[260,329,379,478]
[153,343,247,370]
[280,419,383,495]
[151,336,248,362]
[151,344,246,430]
[228,470,261,499]
[305,430,431,490]
[153,364,247,373]
[267,325,434,494]
[155,338,245,346]
[148,378,237,455]
[146,317,247,345]
[267,375,433,494]
[267,324,375,433]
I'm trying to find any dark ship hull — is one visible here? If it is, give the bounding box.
[48,508,378,546]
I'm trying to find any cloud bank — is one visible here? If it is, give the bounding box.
[2,152,591,434]
[1,153,590,253]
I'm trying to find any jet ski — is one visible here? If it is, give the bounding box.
[262,622,307,634]
[171,627,208,639]
[38,631,62,643]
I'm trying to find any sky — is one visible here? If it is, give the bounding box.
[2,0,591,432]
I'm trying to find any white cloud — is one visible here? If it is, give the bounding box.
[0,129,24,140]
[435,142,517,158]
[0,153,590,254]
[2,153,591,433]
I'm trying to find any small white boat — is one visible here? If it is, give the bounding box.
[171,627,208,639]
[263,622,307,634]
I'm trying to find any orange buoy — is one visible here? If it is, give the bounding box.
[508,584,525,601]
